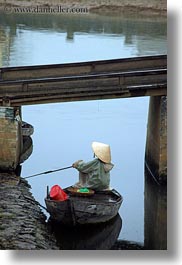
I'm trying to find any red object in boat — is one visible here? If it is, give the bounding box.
[50,185,68,201]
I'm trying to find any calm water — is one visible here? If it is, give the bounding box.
[0,12,167,249]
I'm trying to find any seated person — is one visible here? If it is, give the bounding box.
[72,142,114,191]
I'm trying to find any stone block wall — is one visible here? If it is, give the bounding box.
[0,107,21,170]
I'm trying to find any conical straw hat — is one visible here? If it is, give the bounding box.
[92,142,111,163]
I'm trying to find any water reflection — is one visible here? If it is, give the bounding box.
[0,26,13,66]
[0,12,167,38]
[48,214,122,250]
[0,12,167,66]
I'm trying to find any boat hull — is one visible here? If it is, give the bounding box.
[45,188,123,225]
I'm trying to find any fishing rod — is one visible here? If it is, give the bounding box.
[24,166,73,179]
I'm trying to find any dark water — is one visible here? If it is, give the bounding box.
[0,11,167,249]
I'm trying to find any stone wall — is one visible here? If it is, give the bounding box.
[0,173,58,249]
[0,107,22,171]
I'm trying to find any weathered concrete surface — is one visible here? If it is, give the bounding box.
[0,173,58,249]
[0,107,22,171]
[0,107,34,170]
[144,171,167,249]
[145,96,167,184]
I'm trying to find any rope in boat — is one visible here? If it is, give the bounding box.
[22,193,48,212]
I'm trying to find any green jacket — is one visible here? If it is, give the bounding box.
[76,158,114,191]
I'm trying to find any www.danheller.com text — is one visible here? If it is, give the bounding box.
[3,5,89,14]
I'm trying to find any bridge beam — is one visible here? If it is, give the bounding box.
[0,55,167,106]
[145,96,167,184]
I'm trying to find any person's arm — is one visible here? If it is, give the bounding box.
[72,160,83,168]
[73,159,99,173]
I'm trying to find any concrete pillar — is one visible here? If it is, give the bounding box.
[0,106,22,171]
[145,96,167,184]
[144,172,167,249]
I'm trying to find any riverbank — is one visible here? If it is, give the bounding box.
[0,173,58,249]
[0,0,167,16]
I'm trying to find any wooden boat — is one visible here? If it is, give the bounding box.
[22,121,34,136]
[17,121,34,164]
[45,187,123,225]
[19,136,33,164]
[49,214,122,249]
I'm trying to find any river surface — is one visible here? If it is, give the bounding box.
[0,11,167,249]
